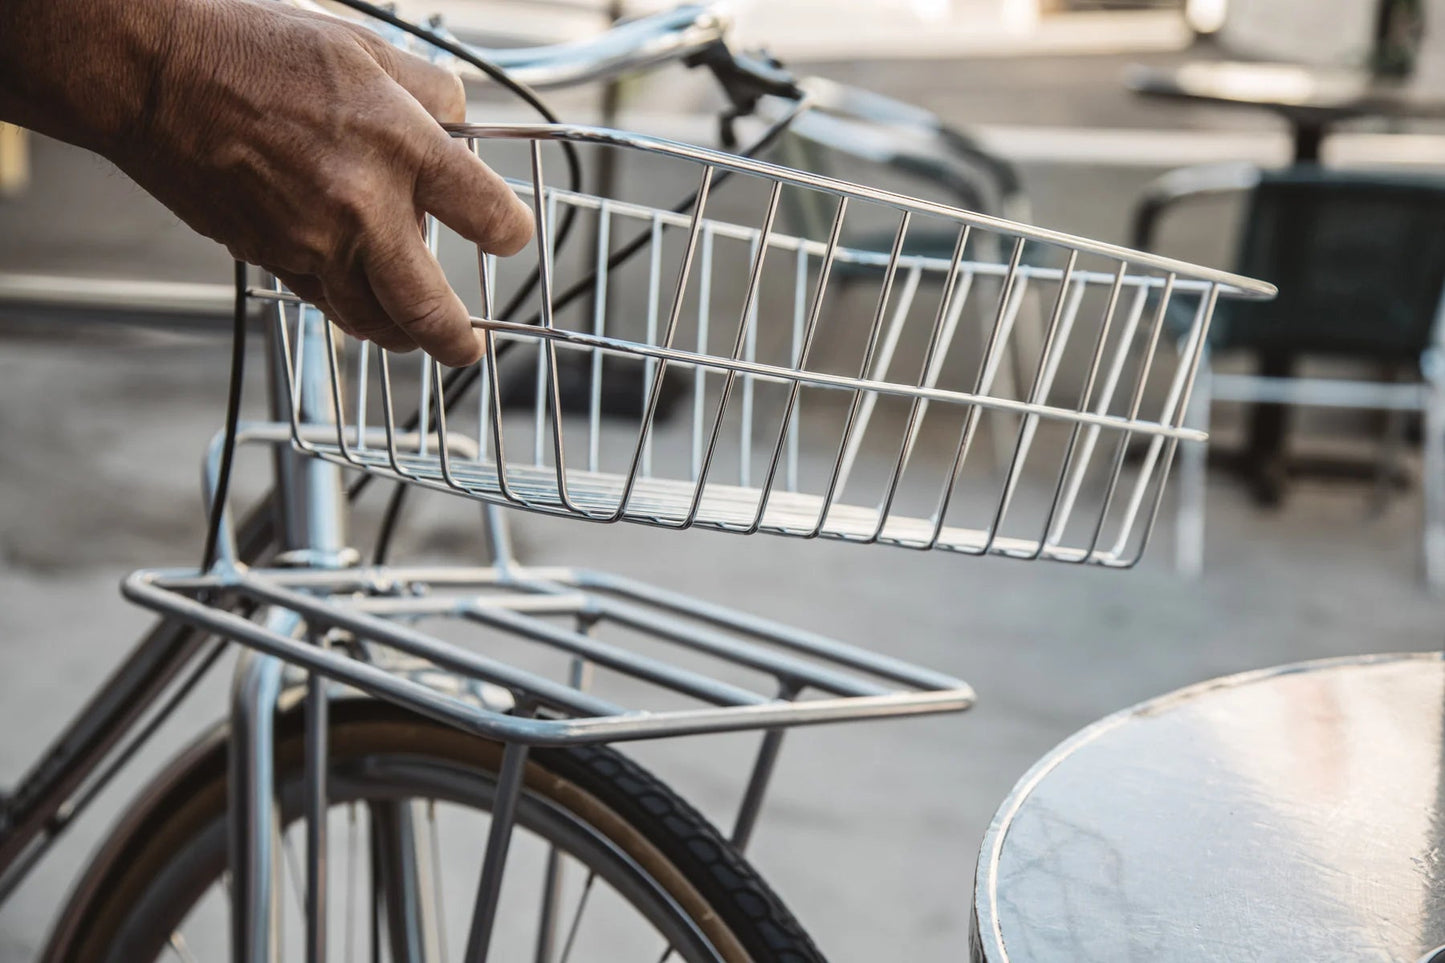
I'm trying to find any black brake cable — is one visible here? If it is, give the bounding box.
[200,259,250,574]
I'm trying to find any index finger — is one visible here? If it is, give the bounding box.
[415,135,534,256]
[362,220,483,367]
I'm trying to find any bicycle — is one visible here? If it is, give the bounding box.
[0,4,1273,961]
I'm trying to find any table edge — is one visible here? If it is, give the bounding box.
[969,650,1444,963]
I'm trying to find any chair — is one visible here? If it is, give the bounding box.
[1134,164,1445,587]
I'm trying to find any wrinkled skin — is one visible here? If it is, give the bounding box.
[0,0,533,365]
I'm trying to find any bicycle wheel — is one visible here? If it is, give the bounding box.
[44,698,825,963]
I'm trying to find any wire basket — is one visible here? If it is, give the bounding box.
[261,123,1274,567]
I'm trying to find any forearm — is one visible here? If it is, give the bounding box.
[0,0,183,158]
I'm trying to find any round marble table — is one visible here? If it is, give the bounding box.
[972,653,1445,963]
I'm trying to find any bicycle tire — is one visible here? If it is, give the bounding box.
[42,697,826,963]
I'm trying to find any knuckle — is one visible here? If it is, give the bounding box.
[396,294,476,365]
[397,293,458,341]
[334,314,413,353]
[319,166,385,231]
[415,131,458,178]
[287,224,337,273]
[344,24,397,74]
[438,73,467,123]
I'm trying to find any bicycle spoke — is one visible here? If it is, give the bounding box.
[167,932,199,963]
[346,802,359,963]
[427,800,451,963]
[557,870,597,963]
[372,799,444,962]
[535,845,565,963]
[283,829,308,917]
[654,946,675,963]
[371,808,383,963]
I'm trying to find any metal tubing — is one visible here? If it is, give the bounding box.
[750,197,849,531]
[1042,264,1132,549]
[290,306,349,556]
[372,801,444,963]
[1081,274,1178,561]
[304,641,328,963]
[463,605,770,707]
[869,224,975,542]
[683,180,785,527]
[810,213,913,534]
[527,142,582,514]
[125,569,975,746]
[465,311,1204,442]
[568,569,967,692]
[463,740,532,963]
[233,575,627,718]
[609,165,716,520]
[0,615,208,885]
[731,726,788,852]
[442,124,1275,300]
[581,596,889,698]
[230,649,287,963]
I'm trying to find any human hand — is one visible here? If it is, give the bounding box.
[0,0,533,366]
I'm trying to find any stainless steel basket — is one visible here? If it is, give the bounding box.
[259,123,1274,567]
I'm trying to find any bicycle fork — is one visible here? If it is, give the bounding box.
[228,303,532,963]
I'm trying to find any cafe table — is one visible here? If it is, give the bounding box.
[971,652,1445,963]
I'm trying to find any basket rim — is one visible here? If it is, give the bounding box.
[444,121,1278,302]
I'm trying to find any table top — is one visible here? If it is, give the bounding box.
[972,652,1445,963]
[1126,60,1445,123]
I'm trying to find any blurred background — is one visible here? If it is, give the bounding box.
[4,0,1445,958]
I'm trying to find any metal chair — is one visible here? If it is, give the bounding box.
[1134,163,1445,587]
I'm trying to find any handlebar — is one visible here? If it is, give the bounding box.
[302,0,1018,217]
[459,5,730,90]
[294,2,731,89]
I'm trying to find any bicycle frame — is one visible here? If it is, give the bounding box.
[0,300,347,925]
[10,295,968,962]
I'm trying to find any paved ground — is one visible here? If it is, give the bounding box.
[3,23,1445,963]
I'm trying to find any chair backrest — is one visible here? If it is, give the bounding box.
[1215,166,1445,362]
